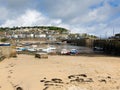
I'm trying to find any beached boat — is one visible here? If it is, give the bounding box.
[61,49,70,55]
[0,43,10,46]
[42,46,56,53]
[70,49,79,54]
[27,48,36,52]
[16,47,27,52]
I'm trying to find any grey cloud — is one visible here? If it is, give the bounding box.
[38,0,104,21]
[0,0,38,22]
[0,0,34,9]
[0,7,8,20]
[0,0,37,15]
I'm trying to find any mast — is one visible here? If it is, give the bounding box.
[113,27,115,36]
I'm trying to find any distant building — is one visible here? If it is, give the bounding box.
[115,33,120,39]
[109,33,120,39]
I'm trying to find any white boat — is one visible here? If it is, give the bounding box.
[42,48,52,53]
[27,48,36,52]
[16,47,26,51]
[47,45,56,49]
[35,48,43,51]
[42,46,56,53]
[61,49,70,55]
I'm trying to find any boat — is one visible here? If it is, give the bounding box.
[70,49,79,54]
[16,47,27,52]
[0,43,11,46]
[61,49,70,55]
[42,46,56,53]
[27,48,36,52]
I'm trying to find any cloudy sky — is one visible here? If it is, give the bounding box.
[0,0,120,36]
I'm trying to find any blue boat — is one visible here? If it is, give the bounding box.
[70,49,79,54]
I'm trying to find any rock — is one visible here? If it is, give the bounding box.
[44,77,47,79]
[44,81,51,83]
[99,79,107,83]
[35,53,48,59]
[78,74,87,77]
[43,87,49,90]
[75,78,84,82]
[16,87,23,90]
[68,75,75,79]
[40,80,45,82]
[66,82,69,84]
[70,80,76,82]
[44,83,54,86]
[85,78,94,82]
[107,76,111,79]
[51,78,63,83]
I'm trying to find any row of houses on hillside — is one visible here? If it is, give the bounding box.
[0,28,69,41]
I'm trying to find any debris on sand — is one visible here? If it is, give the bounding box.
[68,74,94,83]
[40,77,64,90]
[40,74,95,90]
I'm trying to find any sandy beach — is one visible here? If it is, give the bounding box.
[0,54,120,90]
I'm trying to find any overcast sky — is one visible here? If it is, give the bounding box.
[0,0,120,36]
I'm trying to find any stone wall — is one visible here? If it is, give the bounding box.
[0,45,16,58]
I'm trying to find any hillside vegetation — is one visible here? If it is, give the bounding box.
[0,26,69,33]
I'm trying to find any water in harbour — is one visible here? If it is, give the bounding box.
[51,44,93,53]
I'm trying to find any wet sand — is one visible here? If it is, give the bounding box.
[0,55,120,90]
